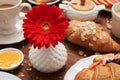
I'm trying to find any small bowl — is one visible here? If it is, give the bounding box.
[0,48,24,70]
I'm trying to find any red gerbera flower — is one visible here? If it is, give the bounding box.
[23,4,68,48]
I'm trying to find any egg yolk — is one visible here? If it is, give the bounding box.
[0,50,22,68]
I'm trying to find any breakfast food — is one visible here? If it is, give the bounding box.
[0,50,22,68]
[35,0,53,3]
[66,20,120,52]
[74,53,120,80]
[71,0,94,11]
[92,0,120,9]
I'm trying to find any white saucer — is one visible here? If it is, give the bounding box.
[27,0,60,5]
[0,71,21,80]
[0,12,25,45]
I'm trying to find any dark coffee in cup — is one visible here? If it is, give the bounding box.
[0,4,13,8]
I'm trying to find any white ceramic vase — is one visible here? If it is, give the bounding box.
[29,42,67,73]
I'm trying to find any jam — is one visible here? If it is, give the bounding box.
[107,59,120,65]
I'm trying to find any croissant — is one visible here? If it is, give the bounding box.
[66,20,120,52]
[74,54,120,80]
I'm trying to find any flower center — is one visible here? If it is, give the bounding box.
[43,23,50,30]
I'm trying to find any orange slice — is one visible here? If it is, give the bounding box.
[98,0,112,8]
[93,0,101,5]
[105,0,114,5]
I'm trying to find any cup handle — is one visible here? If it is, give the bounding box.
[19,3,32,19]
[59,4,68,10]
[59,0,71,10]
[96,4,105,11]
[62,0,71,5]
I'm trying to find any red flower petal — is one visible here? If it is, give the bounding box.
[55,16,68,24]
[50,34,56,42]
[40,41,45,48]
[26,10,38,21]
[36,34,43,46]
[31,33,39,43]
[44,36,50,48]
[23,25,36,29]
[55,34,64,42]
[23,19,34,24]
[39,4,51,18]
[50,5,62,20]
[32,6,41,18]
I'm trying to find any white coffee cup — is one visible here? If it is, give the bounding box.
[111,2,120,38]
[0,0,32,35]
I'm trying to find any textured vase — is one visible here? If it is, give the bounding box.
[29,42,67,73]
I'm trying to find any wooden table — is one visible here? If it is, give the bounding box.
[0,0,115,80]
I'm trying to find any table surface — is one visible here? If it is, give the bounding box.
[0,0,118,80]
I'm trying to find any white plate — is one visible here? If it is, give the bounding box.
[0,71,21,80]
[64,55,99,80]
[27,0,60,5]
[0,12,25,45]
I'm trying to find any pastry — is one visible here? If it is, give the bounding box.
[66,20,120,52]
[35,0,53,3]
[74,54,120,80]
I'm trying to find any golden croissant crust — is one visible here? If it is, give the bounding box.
[66,20,120,52]
[74,54,120,80]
